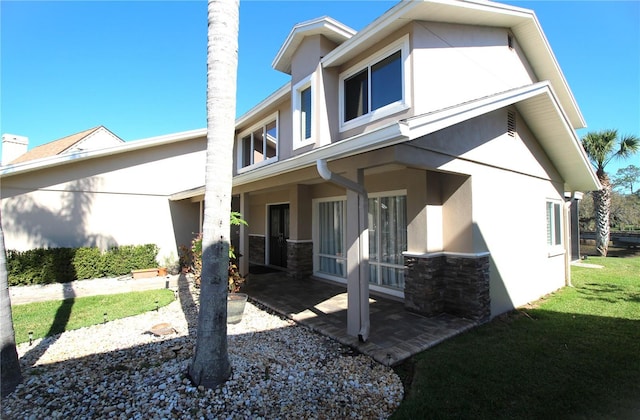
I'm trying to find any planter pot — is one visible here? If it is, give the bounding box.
[131,268,159,279]
[227,293,248,324]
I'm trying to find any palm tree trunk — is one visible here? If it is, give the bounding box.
[594,173,611,257]
[187,0,239,389]
[1,210,23,397]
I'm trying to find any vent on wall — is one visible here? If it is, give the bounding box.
[507,111,516,137]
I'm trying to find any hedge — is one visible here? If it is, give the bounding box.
[7,244,159,286]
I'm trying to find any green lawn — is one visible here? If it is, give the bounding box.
[392,256,640,419]
[11,289,175,345]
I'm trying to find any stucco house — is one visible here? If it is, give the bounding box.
[1,0,599,340]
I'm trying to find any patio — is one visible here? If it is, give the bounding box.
[242,268,478,366]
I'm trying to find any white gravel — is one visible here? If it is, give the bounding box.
[1,277,403,419]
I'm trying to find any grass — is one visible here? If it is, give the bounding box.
[392,256,640,419]
[12,289,175,345]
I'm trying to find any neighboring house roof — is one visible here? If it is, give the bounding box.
[0,128,206,178]
[9,126,124,164]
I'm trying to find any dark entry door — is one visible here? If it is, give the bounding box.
[269,204,289,267]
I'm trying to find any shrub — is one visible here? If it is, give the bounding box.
[7,248,77,286]
[7,244,160,286]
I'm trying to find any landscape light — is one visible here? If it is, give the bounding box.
[28,331,34,346]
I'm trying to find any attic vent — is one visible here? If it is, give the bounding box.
[507,111,516,137]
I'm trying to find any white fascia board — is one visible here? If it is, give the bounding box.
[232,122,409,187]
[0,128,207,178]
[404,81,599,192]
[235,83,291,128]
[403,82,554,138]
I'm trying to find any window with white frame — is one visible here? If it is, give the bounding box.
[369,193,407,290]
[237,113,278,170]
[292,75,314,149]
[546,200,562,247]
[315,199,347,278]
[339,35,410,131]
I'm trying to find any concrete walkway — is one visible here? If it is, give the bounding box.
[8,275,179,305]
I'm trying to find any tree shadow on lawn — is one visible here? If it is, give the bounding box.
[21,286,76,368]
[578,282,640,304]
[393,309,640,419]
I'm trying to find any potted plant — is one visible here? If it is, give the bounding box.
[186,212,249,323]
[227,249,248,324]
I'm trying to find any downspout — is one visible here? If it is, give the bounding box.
[316,159,370,342]
[563,196,573,287]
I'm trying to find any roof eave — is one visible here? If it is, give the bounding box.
[272,16,356,74]
[0,128,207,178]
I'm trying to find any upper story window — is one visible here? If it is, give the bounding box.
[339,35,410,132]
[292,74,315,150]
[237,113,278,171]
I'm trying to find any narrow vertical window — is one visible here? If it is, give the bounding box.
[546,201,562,247]
[300,86,312,140]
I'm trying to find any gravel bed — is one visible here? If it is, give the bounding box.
[1,278,403,419]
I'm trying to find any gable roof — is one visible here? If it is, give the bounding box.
[9,126,124,164]
[272,16,357,74]
[319,0,585,130]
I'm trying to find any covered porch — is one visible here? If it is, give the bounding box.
[242,268,478,366]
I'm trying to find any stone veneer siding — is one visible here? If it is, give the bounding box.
[287,241,313,280]
[404,253,490,322]
[248,235,265,265]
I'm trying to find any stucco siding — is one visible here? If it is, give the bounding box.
[412,21,537,115]
[1,137,207,262]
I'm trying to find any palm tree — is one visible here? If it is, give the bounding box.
[1,210,23,397]
[187,0,239,388]
[581,129,640,256]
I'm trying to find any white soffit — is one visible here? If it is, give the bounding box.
[272,16,356,74]
[403,81,599,192]
[321,0,585,129]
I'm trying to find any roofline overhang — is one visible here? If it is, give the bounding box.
[0,128,207,178]
[320,0,585,129]
[171,81,597,201]
[402,81,599,191]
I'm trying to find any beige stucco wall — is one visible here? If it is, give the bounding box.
[412,21,536,115]
[1,137,207,264]
[398,108,567,315]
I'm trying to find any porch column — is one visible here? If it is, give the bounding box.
[317,160,370,341]
[239,193,250,276]
[345,174,370,340]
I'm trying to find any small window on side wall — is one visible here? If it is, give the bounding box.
[546,201,562,247]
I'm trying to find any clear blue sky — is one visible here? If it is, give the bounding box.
[1,1,638,175]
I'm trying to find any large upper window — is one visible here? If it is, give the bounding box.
[339,36,409,131]
[237,114,278,171]
[292,74,315,149]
